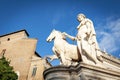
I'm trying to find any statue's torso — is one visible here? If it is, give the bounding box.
[77,24,88,39]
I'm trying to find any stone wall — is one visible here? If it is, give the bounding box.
[0,30,44,80]
[27,55,45,80]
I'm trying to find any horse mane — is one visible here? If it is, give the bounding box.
[55,30,66,40]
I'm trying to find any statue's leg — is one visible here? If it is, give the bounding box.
[84,49,97,64]
[52,47,57,55]
[60,52,68,66]
[92,37,103,63]
[50,55,58,61]
[77,41,82,54]
[65,56,72,66]
[46,55,58,61]
[91,42,101,64]
[45,47,59,62]
[96,50,103,63]
[77,41,88,63]
[82,41,97,64]
[42,57,52,69]
[72,61,78,66]
[77,41,83,59]
[90,44,97,60]
[52,47,62,64]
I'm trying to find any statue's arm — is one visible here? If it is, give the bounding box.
[62,32,76,41]
[86,20,96,44]
[85,21,91,36]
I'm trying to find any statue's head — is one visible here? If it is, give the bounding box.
[77,13,86,22]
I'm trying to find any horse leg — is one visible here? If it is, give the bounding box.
[42,57,52,69]
[66,60,72,66]
[60,52,67,65]
[52,47,63,64]
[60,52,72,66]
[52,47,59,57]
[46,55,58,62]
[51,55,58,61]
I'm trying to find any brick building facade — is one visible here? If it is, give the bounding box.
[0,30,44,80]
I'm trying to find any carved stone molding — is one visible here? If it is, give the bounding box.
[44,62,120,80]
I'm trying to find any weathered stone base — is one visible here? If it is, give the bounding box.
[43,62,120,80]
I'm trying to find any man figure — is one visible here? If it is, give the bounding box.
[64,13,102,64]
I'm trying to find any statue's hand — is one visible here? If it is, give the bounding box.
[74,37,77,41]
[63,32,77,41]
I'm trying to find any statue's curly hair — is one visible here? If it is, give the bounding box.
[77,13,86,18]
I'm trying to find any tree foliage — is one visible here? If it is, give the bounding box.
[0,55,18,80]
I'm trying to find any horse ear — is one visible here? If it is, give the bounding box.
[53,29,56,31]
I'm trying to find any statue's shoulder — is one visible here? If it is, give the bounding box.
[84,18,93,25]
[85,18,92,22]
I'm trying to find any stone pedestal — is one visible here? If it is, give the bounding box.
[43,62,120,80]
[43,65,79,80]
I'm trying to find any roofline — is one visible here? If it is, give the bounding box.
[0,29,29,37]
[35,51,41,58]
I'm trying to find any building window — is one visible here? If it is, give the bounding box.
[7,38,10,41]
[32,66,37,77]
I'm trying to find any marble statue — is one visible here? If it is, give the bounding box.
[45,13,103,67]
[46,29,81,66]
[63,13,103,64]
[44,14,120,80]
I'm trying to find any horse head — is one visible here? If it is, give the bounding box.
[46,29,56,42]
[46,29,66,42]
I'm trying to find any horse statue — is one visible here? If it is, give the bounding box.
[46,29,81,66]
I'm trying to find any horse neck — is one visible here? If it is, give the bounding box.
[54,32,64,41]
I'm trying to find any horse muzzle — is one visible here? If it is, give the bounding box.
[46,38,51,42]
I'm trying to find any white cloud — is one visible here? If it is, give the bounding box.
[96,17,120,55]
[98,31,118,53]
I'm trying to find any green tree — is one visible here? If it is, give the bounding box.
[0,55,18,80]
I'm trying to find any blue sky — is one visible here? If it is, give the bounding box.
[0,0,120,62]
